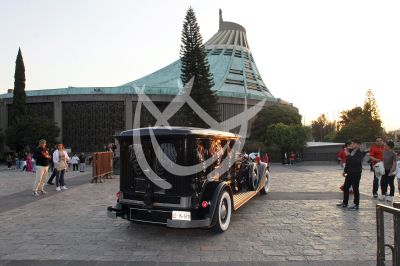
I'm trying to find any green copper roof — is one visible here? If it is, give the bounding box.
[121,49,276,101]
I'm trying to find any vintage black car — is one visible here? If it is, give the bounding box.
[107,127,270,232]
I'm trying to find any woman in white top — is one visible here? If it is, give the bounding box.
[70,154,80,171]
[53,143,70,191]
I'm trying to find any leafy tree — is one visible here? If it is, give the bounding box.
[10,48,27,123]
[179,7,219,127]
[310,114,336,141]
[335,117,365,142]
[264,123,310,153]
[337,107,363,130]
[251,104,301,141]
[335,89,384,142]
[324,131,336,142]
[6,116,60,153]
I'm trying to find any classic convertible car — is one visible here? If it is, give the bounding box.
[107,127,269,232]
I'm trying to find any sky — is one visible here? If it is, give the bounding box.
[1,0,399,130]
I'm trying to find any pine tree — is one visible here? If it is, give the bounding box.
[11,48,27,123]
[362,89,383,140]
[363,89,381,121]
[179,7,219,128]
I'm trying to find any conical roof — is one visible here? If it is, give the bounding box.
[122,10,275,101]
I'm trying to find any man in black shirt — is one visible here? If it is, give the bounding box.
[337,138,364,210]
[32,139,51,196]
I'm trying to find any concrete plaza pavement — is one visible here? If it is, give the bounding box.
[0,162,396,265]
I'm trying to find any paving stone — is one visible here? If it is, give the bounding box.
[0,163,389,264]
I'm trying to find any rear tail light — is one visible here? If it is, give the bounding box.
[201,201,210,208]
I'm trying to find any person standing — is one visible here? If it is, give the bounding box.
[26,153,33,172]
[379,141,397,202]
[338,142,349,169]
[53,143,70,191]
[339,142,353,194]
[78,153,86,172]
[15,154,21,171]
[370,137,385,198]
[32,139,51,196]
[71,154,79,171]
[6,155,12,169]
[21,156,27,171]
[261,153,269,164]
[289,152,296,165]
[32,157,36,173]
[396,153,400,196]
[337,139,364,210]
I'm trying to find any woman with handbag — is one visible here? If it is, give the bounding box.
[53,143,70,191]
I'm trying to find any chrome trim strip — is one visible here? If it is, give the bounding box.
[130,207,171,213]
[129,218,166,225]
[121,196,191,208]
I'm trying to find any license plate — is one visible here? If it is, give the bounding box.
[172,211,191,221]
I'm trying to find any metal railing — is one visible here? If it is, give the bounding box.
[376,202,400,266]
[91,151,113,183]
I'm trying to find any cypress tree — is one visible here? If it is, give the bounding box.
[179,7,219,128]
[11,48,27,122]
[6,48,61,153]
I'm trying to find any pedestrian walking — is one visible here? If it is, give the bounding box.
[370,137,385,198]
[379,141,397,202]
[53,143,70,191]
[32,139,51,196]
[47,144,58,185]
[336,139,364,210]
[79,153,86,172]
[71,154,79,171]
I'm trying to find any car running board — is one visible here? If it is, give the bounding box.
[233,172,267,211]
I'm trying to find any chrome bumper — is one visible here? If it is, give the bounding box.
[107,206,125,219]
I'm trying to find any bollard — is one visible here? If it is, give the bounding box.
[377,203,400,266]
[377,204,385,266]
[393,202,400,266]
